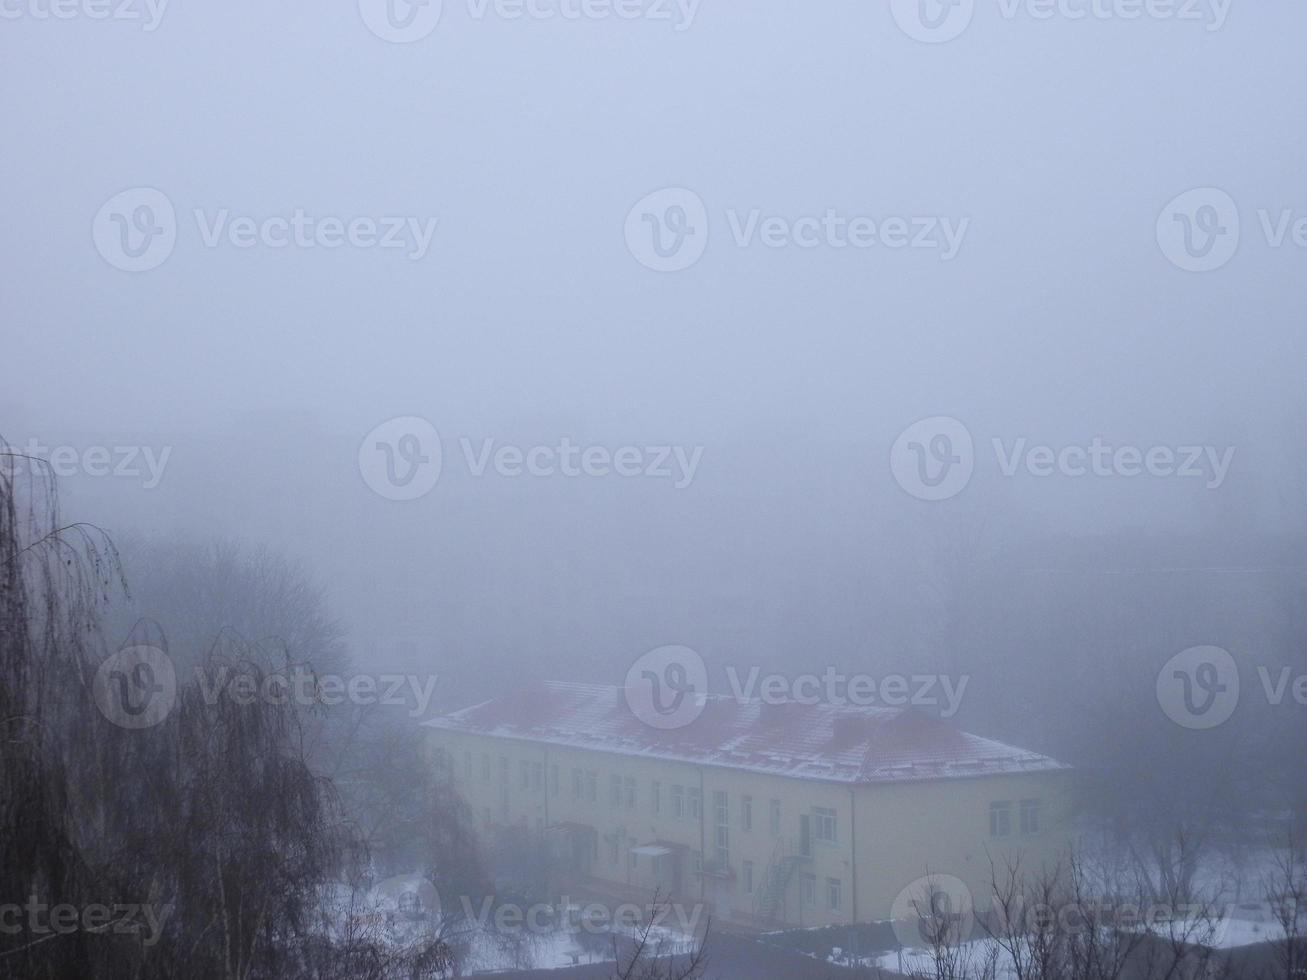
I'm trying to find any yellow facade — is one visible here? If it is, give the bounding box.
[430,728,1072,929]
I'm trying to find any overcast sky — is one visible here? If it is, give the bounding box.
[5,0,1306,687]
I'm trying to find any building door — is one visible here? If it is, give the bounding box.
[651,853,677,894]
[571,832,593,874]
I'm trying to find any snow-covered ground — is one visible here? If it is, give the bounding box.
[452,911,697,974]
[322,881,699,975]
[843,900,1297,979]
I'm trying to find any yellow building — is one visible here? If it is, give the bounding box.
[426,682,1071,930]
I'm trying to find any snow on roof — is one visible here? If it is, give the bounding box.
[424,681,1068,786]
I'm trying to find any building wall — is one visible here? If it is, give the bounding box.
[852,771,1075,925]
[429,728,1071,930]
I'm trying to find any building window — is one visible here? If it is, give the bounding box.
[624,776,636,810]
[652,781,662,815]
[990,801,1013,838]
[743,860,754,894]
[769,799,781,837]
[714,826,729,867]
[482,755,491,782]
[671,785,685,819]
[741,795,753,832]
[713,791,729,866]
[688,787,702,820]
[827,878,843,913]
[585,771,597,803]
[551,765,560,797]
[800,873,816,909]
[609,774,622,808]
[813,807,837,844]
[572,769,583,800]
[1020,799,1041,835]
[499,757,509,785]
[520,760,531,791]
[532,762,544,791]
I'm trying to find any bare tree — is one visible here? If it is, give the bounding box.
[0,447,455,979]
[610,896,708,980]
[1264,832,1307,980]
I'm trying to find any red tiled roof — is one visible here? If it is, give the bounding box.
[425,681,1067,785]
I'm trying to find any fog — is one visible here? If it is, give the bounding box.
[4,2,1307,977]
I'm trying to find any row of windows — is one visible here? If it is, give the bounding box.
[794,872,843,913]
[461,752,840,845]
[466,754,1041,854]
[990,799,1042,837]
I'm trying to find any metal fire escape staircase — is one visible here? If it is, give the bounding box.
[753,837,808,923]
